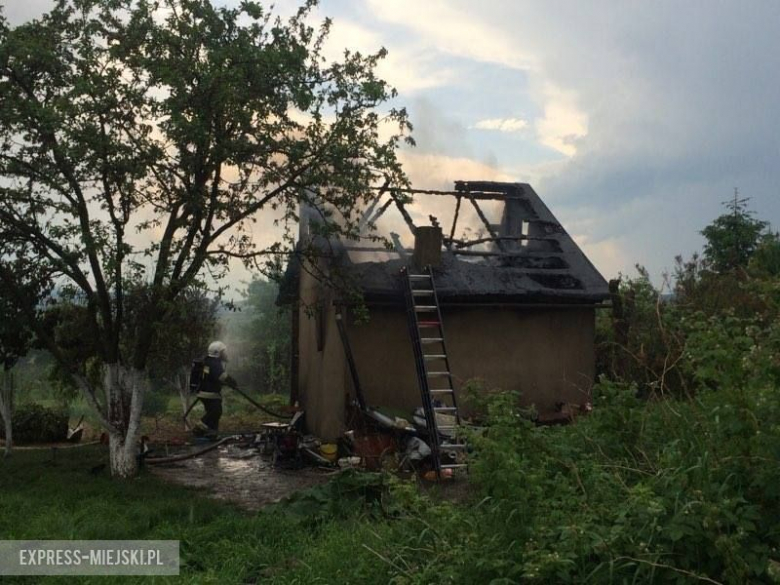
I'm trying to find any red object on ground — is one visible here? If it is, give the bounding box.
[423,468,454,481]
[352,434,395,470]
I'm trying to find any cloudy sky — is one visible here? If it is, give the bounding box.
[6,1,780,283]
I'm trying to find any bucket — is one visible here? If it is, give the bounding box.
[320,443,338,463]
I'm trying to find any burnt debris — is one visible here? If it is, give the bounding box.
[283,180,610,305]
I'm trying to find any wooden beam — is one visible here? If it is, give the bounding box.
[367,186,524,200]
[343,245,411,253]
[390,232,410,260]
[359,178,391,230]
[467,197,507,253]
[366,198,394,226]
[389,190,417,235]
[447,195,462,251]
[449,249,563,259]
[446,235,557,248]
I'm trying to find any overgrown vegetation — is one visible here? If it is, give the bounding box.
[4,358,780,583]
[0,403,68,444]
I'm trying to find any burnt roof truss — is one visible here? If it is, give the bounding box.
[321,181,610,303]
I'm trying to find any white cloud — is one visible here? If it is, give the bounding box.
[3,0,53,24]
[378,50,455,94]
[534,83,588,157]
[364,0,537,72]
[472,117,528,133]
[570,236,629,280]
[398,151,515,191]
[362,0,590,157]
[321,18,454,93]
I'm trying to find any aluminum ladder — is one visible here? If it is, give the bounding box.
[402,265,467,478]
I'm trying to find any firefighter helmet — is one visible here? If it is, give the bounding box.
[207,340,228,361]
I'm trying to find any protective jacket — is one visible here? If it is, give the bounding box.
[197,355,231,400]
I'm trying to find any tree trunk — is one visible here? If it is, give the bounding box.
[108,431,139,477]
[104,363,147,478]
[0,369,13,458]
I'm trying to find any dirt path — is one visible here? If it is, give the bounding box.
[149,444,331,511]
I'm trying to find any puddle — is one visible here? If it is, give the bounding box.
[149,446,331,511]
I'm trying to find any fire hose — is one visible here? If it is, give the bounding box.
[182,385,289,421]
[144,435,238,464]
[229,385,289,419]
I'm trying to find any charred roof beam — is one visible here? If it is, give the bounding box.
[467,196,508,253]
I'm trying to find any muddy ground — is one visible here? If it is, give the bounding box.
[149,444,332,511]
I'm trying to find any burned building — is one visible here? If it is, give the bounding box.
[281,181,610,440]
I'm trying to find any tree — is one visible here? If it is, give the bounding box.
[701,190,768,272]
[227,278,291,395]
[0,0,410,477]
[130,283,220,424]
[0,251,52,457]
[749,232,780,278]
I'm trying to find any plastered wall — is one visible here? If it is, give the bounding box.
[296,282,596,438]
[345,306,596,416]
[296,265,347,439]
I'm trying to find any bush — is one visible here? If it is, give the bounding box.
[446,377,780,583]
[142,389,170,418]
[1,403,68,443]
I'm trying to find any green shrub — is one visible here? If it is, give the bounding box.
[141,389,170,418]
[443,378,780,583]
[1,403,68,443]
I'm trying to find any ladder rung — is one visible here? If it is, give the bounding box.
[406,269,468,475]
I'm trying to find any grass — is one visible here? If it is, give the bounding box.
[10,381,778,583]
[13,392,289,445]
[0,446,416,584]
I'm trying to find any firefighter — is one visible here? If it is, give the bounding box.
[194,341,237,439]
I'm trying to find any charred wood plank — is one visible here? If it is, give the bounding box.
[446,235,558,248]
[465,198,507,252]
[343,245,411,253]
[449,249,563,258]
[360,178,390,229]
[390,232,410,260]
[359,196,382,229]
[447,195,462,251]
[366,197,394,227]
[389,190,417,235]
[368,186,525,200]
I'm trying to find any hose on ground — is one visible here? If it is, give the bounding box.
[144,435,238,465]
[230,386,289,419]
